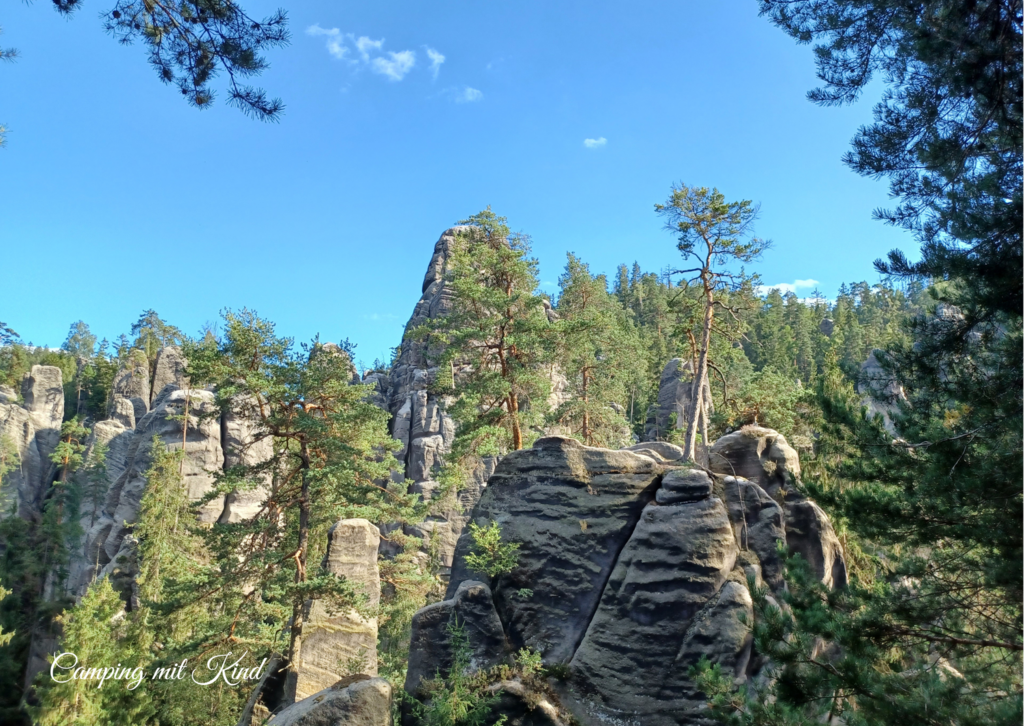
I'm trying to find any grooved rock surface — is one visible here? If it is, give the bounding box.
[290,519,382,703]
[269,676,392,726]
[404,427,849,726]
[447,436,663,663]
[568,497,739,725]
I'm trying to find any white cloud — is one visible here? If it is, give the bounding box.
[756,278,821,296]
[372,50,416,81]
[306,24,347,60]
[455,87,483,103]
[354,35,385,61]
[307,27,421,82]
[362,313,402,321]
[583,137,607,149]
[425,47,445,79]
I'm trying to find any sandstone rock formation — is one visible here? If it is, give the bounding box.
[645,358,713,442]
[0,365,65,517]
[857,350,907,435]
[269,675,392,726]
[404,428,847,725]
[288,519,382,703]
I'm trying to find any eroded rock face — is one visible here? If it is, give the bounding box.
[405,428,848,726]
[708,426,847,590]
[569,497,742,725]
[269,676,392,726]
[0,365,65,517]
[447,436,662,663]
[708,425,801,497]
[289,519,382,702]
[645,358,713,442]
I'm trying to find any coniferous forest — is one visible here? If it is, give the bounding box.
[0,1,1020,726]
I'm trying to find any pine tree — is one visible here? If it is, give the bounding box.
[655,184,770,461]
[412,208,554,457]
[552,253,639,447]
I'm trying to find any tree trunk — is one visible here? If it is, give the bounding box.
[287,451,311,670]
[582,369,590,444]
[509,394,523,450]
[683,288,714,462]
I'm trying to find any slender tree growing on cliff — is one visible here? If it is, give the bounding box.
[656,184,770,461]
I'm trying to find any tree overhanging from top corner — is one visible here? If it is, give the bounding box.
[55,0,289,121]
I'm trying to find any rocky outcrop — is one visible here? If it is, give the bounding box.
[0,365,65,517]
[645,358,713,442]
[708,426,846,589]
[405,580,506,696]
[269,675,392,726]
[110,348,151,422]
[288,519,382,703]
[858,350,907,435]
[65,348,274,599]
[404,428,847,726]
[447,437,663,664]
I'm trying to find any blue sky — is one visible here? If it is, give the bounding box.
[0,0,913,368]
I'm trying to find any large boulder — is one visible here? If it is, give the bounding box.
[403,428,849,726]
[709,426,847,590]
[708,425,801,497]
[405,580,506,696]
[268,676,392,726]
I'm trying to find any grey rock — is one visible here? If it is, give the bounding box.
[645,358,713,442]
[151,346,187,402]
[110,396,136,429]
[447,436,662,663]
[269,676,392,726]
[857,351,907,435]
[656,467,712,504]
[21,365,64,427]
[626,441,685,463]
[819,318,834,337]
[709,426,846,590]
[721,476,786,591]
[290,519,381,702]
[568,497,739,726]
[708,425,801,497]
[784,491,848,589]
[111,349,150,417]
[405,580,506,696]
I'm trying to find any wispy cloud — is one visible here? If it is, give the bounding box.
[306,26,421,82]
[306,24,347,60]
[425,47,445,79]
[362,313,403,322]
[756,278,821,296]
[372,51,416,81]
[455,87,483,103]
[583,137,607,149]
[354,35,384,61]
